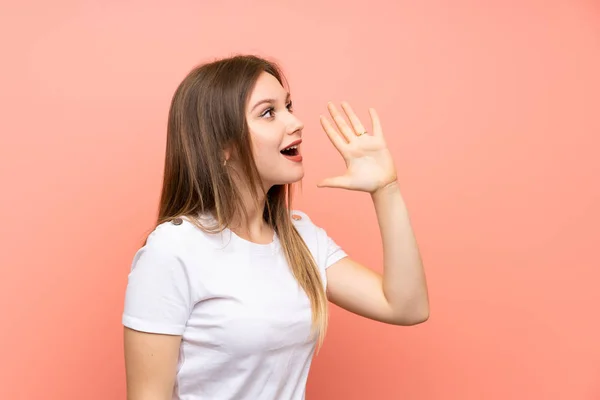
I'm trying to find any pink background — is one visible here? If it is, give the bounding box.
[1,1,599,399]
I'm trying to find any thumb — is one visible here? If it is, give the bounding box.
[317,175,352,189]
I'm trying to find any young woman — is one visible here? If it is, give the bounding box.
[122,55,429,400]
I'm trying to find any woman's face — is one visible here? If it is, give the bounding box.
[245,72,305,189]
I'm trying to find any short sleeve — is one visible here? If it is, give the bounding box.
[323,229,348,269]
[122,240,195,335]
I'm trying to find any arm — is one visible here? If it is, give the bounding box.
[318,102,429,326]
[124,328,181,400]
[122,231,197,399]
[326,181,429,325]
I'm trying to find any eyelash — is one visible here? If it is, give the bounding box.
[261,102,294,118]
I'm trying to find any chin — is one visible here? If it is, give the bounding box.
[269,172,304,187]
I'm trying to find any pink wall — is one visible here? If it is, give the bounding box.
[1,1,599,399]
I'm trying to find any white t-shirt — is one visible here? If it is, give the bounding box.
[122,210,347,400]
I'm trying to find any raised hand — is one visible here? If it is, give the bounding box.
[318,102,397,193]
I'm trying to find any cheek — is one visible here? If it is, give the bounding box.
[250,131,282,161]
[251,139,277,161]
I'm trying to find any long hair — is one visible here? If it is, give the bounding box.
[156,55,328,346]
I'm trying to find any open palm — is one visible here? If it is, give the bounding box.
[318,102,397,193]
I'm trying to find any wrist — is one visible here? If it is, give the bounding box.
[371,180,400,198]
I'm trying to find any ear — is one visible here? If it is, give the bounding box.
[222,146,232,166]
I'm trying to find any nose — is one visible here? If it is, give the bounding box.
[286,113,304,136]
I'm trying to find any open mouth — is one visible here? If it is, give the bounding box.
[280,145,299,157]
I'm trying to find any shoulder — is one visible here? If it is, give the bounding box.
[145,218,197,250]
[136,217,220,264]
[289,209,327,241]
[290,209,319,229]
[289,209,347,271]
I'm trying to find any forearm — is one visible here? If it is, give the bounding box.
[371,181,429,323]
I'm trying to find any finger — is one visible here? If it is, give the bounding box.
[319,115,347,151]
[369,108,383,137]
[317,175,352,189]
[341,102,367,135]
[327,102,355,142]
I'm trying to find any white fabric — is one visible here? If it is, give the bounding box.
[122,210,347,400]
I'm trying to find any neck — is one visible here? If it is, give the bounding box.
[228,178,273,243]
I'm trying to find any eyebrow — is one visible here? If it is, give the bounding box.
[250,92,291,112]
